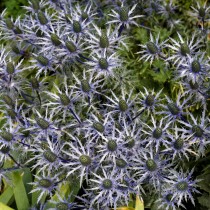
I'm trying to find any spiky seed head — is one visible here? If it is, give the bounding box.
[73,20,82,33]
[79,154,92,166]
[5,18,14,29]
[146,42,159,54]
[125,136,135,149]
[39,178,53,188]
[30,78,39,90]
[99,58,108,70]
[174,139,184,150]
[192,125,203,137]
[56,203,69,210]
[152,127,162,139]
[189,80,199,90]
[93,122,104,133]
[199,7,205,18]
[102,179,112,189]
[30,0,39,11]
[59,94,70,106]
[6,62,15,74]
[119,99,128,112]
[180,43,190,56]
[50,33,61,46]
[167,103,180,115]
[191,60,201,73]
[176,181,188,191]
[119,7,129,22]
[81,12,88,21]
[145,94,155,106]
[107,140,117,151]
[2,95,14,108]
[66,41,77,53]
[0,145,10,154]
[7,109,17,119]
[36,55,49,66]
[43,150,57,163]
[81,80,91,92]
[36,118,50,130]
[99,32,109,48]
[116,158,127,168]
[38,11,48,25]
[0,131,13,142]
[146,158,157,171]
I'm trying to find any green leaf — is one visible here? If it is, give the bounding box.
[0,186,14,205]
[12,171,29,210]
[135,195,144,210]
[0,202,14,210]
[198,193,210,210]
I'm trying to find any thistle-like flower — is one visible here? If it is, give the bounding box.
[177,53,209,83]
[86,51,121,79]
[108,3,143,31]
[177,108,210,156]
[132,147,172,189]
[157,92,190,122]
[29,171,60,203]
[138,33,167,65]
[188,1,210,22]
[62,134,95,187]
[165,169,200,206]
[141,116,172,152]
[166,32,203,68]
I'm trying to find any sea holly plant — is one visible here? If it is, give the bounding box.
[0,0,210,210]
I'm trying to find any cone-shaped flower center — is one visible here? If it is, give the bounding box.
[79,154,91,166]
[174,139,184,150]
[102,179,113,189]
[146,42,159,54]
[167,103,180,115]
[107,140,117,151]
[145,94,155,106]
[153,127,162,139]
[119,7,129,22]
[146,158,157,171]
[176,181,188,191]
[43,150,57,163]
[93,122,104,133]
[191,60,201,73]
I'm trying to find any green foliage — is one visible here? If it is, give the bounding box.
[0,0,27,18]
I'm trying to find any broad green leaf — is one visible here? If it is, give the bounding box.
[0,186,14,205]
[12,171,29,210]
[135,195,144,210]
[0,202,14,210]
[112,207,134,210]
